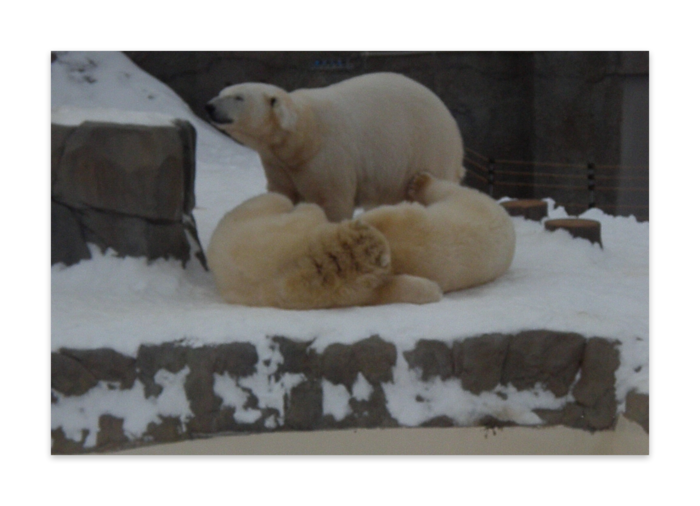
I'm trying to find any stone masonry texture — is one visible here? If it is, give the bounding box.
[51,118,206,268]
[51,330,646,454]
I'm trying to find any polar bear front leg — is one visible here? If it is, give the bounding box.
[372,274,443,305]
[406,172,459,206]
[262,158,301,204]
[300,185,356,222]
[292,160,358,222]
[322,198,356,223]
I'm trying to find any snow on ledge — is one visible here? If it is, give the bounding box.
[51,105,185,127]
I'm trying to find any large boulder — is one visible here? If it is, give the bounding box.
[51,107,206,268]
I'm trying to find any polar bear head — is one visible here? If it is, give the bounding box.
[205,83,298,146]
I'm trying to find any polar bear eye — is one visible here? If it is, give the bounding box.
[270,97,278,106]
[234,95,244,101]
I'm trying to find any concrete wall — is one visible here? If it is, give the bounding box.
[529,52,648,218]
[124,51,649,219]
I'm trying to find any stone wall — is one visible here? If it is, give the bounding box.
[529,52,649,219]
[51,331,649,454]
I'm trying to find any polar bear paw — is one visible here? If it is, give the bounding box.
[335,220,391,273]
[309,220,392,291]
[406,172,435,203]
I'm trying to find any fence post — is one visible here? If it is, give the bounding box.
[587,162,596,209]
[488,158,495,197]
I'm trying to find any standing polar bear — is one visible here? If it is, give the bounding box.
[206,192,442,309]
[205,72,464,222]
[361,173,516,293]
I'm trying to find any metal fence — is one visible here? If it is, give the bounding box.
[463,147,649,221]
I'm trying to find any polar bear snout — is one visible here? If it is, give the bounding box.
[205,99,234,125]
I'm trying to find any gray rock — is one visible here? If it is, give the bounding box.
[352,336,397,385]
[501,330,586,397]
[535,338,621,432]
[284,380,323,430]
[572,338,620,406]
[132,341,258,435]
[51,427,89,455]
[53,122,188,220]
[624,391,649,433]
[321,336,397,390]
[51,352,98,397]
[404,339,453,381]
[59,348,137,391]
[51,201,91,266]
[51,119,206,268]
[96,414,129,450]
[454,333,510,394]
[78,207,191,263]
[144,415,188,444]
[272,336,318,379]
[572,338,620,430]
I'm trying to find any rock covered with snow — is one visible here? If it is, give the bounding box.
[51,106,206,268]
[51,331,629,454]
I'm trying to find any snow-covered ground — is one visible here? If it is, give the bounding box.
[51,52,649,445]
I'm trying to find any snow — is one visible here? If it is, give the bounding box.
[50,51,649,445]
[51,105,179,127]
[51,366,192,448]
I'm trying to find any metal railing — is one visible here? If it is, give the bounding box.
[463,147,649,219]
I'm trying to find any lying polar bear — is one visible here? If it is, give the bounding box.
[361,173,516,293]
[206,192,442,309]
[205,72,464,222]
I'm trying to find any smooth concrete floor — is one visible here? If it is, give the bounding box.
[113,416,648,455]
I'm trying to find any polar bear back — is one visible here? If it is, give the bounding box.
[292,72,464,208]
[208,72,465,221]
[361,181,516,293]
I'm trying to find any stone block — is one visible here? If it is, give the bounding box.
[624,391,649,433]
[51,201,91,266]
[51,352,98,397]
[59,348,137,391]
[572,338,620,430]
[321,336,397,390]
[284,380,323,430]
[454,334,510,394]
[272,336,318,378]
[404,339,453,381]
[502,330,586,397]
[51,112,205,268]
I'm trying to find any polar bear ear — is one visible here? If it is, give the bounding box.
[270,94,298,131]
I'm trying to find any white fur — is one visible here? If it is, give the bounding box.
[361,174,516,293]
[206,192,442,309]
[209,73,464,222]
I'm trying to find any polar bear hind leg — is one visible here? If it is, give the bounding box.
[372,274,443,305]
[407,172,461,206]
